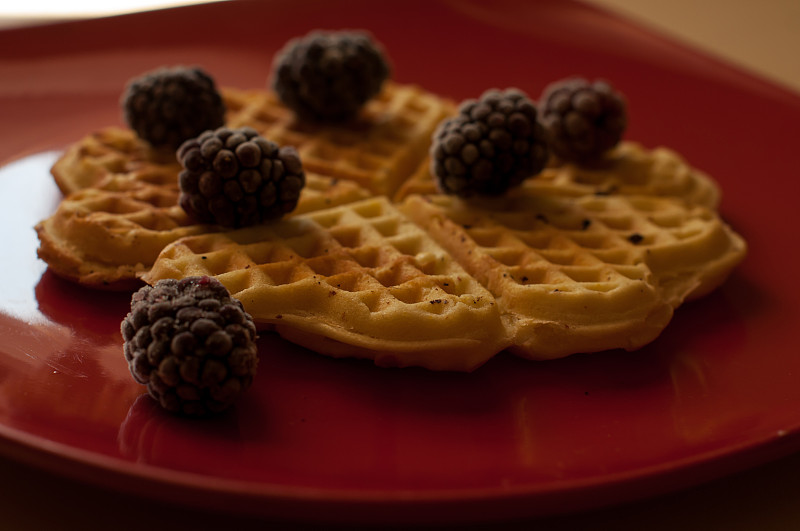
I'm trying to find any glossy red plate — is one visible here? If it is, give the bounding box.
[1,0,799,525]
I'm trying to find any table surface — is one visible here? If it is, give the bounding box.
[586,0,800,96]
[1,1,798,529]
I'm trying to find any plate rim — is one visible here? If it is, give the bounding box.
[1,0,799,524]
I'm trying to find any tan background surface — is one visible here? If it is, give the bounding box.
[588,0,800,94]
[0,0,799,529]
[5,0,796,94]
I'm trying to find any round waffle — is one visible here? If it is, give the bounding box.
[142,197,509,371]
[399,188,746,360]
[36,81,747,370]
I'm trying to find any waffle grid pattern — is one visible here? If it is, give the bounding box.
[142,197,507,370]
[36,169,370,287]
[225,82,455,196]
[398,189,745,360]
[394,142,720,209]
[405,192,734,297]
[146,197,496,318]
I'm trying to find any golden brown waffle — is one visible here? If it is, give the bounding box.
[36,171,370,289]
[41,80,454,290]
[51,126,179,196]
[141,197,508,371]
[225,82,456,196]
[50,89,264,195]
[399,190,746,361]
[52,83,454,199]
[395,142,721,208]
[40,78,746,370]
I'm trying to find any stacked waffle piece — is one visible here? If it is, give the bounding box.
[37,82,446,289]
[36,81,746,371]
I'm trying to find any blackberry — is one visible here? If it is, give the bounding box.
[178,127,306,227]
[430,88,549,197]
[539,78,627,162]
[272,30,391,122]
[121,66,226,149]
[121,276,259,416]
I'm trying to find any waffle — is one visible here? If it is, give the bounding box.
[52,83,453,198]
[50,89,295,195]
[36,170,370,289]
[394,142,720,209]
[399,190,746,360]
[48,84,258,195]
[51,126,179,196]
[225,82,455,196]
[141,196,508,371]
[40,78,746,370]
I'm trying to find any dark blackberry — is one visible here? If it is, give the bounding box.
[272,30,391,122]
[121,66,226,149]
[539,78,627,162]
[178,127,306,227]
[121,276,259,416]
[430,88,549,197]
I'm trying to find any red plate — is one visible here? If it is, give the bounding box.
[1,0,798,525]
